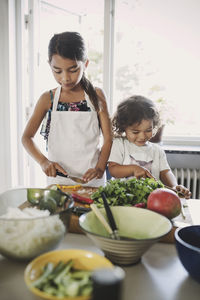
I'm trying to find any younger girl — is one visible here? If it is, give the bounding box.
[22,31,112,186]
[108,95,191,198]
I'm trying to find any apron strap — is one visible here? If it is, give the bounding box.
[52,86,61,111]
[84,92,96,111]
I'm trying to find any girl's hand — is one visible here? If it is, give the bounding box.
[83,167,104,182]
[175,185,191,199]
[40,159,67,177]
[132,165,154,179]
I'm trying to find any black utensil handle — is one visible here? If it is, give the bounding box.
[101,192,118,232]
[72,207,91,214]
[56,170,68,178]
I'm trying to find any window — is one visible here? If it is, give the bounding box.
[36,0,200,140]
[113,0,200,141]
[37,0,104,97]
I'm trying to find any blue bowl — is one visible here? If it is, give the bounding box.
[175,225,200,283]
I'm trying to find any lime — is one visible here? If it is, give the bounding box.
[39,196,57,214]
[27,188,44,205]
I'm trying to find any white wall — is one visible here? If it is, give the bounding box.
[0,0,12,193]
[0,0,23,193]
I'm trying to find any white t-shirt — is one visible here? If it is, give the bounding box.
[108,137,170,180]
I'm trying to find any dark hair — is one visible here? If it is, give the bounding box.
[112,95,161,136]
[48,31,99,111]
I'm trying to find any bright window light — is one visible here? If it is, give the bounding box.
[113,0,200,138]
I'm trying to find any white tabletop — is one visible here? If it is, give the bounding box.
[0,233,200,300]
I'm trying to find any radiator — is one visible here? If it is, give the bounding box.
[172,168,200,199]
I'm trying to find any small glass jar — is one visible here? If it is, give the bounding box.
[91,266,125,300]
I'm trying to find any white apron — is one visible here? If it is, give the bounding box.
[47,86,106,187]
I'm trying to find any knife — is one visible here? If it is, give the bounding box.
[149,175,186,198]
[163,184,185,198]
[56,171,86,184]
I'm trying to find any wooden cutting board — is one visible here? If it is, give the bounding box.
[52,185,97,234]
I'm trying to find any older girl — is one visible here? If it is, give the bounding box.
[22,31,112,186]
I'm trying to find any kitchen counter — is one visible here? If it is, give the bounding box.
[0,233,200,300]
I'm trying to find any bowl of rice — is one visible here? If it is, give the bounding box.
[0,187,74,261]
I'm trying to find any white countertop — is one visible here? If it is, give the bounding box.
[0,232,200,300]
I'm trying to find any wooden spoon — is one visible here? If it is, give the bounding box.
[90,204,114,237]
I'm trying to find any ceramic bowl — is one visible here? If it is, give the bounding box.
[24,249,113,300]
[175,225,200,283]
[79,206,172,265]
[0,187,73,261]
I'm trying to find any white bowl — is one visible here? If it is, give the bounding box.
[79,206,172,265]
[0,188,73,261]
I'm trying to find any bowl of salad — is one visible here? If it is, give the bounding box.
[24,249,113,299]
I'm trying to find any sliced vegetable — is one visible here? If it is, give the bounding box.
[32,260,92,298]
[71,193,94,204]
[32,262,54,288]
[134,202,146,208]
[57,184,82,190]
[54,260,73,284]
